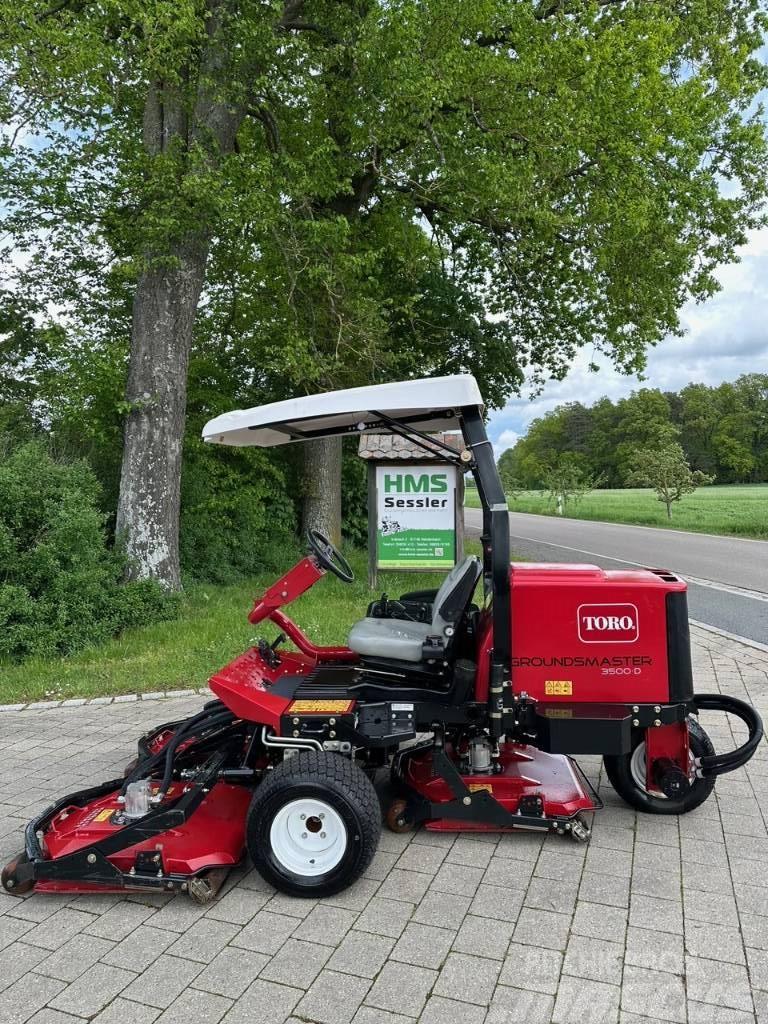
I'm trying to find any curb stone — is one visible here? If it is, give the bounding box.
[0,686,214,713]
[689,619,768,656]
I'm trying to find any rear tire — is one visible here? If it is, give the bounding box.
[246,751,381,896]
[603,717,715,815]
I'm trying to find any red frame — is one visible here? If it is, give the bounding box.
[644,721,690,792]
[248,557,358,663]
[34,782,251,893]
[213,554,691,778]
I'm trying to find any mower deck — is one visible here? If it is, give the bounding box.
[31,781,249,894]
[393,742,597,837]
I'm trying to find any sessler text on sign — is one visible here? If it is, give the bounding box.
[375,464,457,569]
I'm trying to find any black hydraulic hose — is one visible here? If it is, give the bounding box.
[692,694,763,778]
[121,707,213,793]
[157,709,235,797]
[121,703,228,795]
[156,709,236,796]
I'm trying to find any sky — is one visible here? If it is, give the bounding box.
[488,37,768,459]
[487,222,768,458]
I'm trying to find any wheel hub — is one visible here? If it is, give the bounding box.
[629,741,696,798]
[270,798,347,877]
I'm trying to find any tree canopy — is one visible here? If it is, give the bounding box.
[498,374,768,488]
[4,1,767,381]
[627,440,713,518]
[2,0,767,582]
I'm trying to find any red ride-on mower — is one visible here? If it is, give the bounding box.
[3,375,763,900]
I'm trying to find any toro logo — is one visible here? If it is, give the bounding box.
[577,603,639,644]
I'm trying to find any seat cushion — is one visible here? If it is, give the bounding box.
[348,617,434,663]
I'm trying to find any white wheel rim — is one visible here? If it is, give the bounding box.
[630,741,668,799]
[269,798,347,877]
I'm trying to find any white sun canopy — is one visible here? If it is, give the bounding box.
[202,375,483,448]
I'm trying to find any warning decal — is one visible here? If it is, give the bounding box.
[545,680,573,696]
[287,699,355,715]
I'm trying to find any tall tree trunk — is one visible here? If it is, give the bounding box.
[116,236,209,587]
[301,436,343,546]
[115,0,245,586]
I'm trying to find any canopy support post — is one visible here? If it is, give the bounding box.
[460,407,510,740]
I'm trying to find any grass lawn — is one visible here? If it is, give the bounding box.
[0,546,479,705]
[465,484,768,539]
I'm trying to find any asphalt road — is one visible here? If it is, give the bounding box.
[465,508,768,647]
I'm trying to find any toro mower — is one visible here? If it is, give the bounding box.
[3,375,762,901]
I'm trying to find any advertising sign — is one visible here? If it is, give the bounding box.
[375,464,457,569]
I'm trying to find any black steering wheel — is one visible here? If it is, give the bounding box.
[306,529,355,584]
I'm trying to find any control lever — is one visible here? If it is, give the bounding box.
[257,634,285,668]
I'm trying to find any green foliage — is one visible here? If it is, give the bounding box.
[179,436,296,584]
[179,449,289,584]
[0,290,60,405]
[543,456,604,512]
[0,439,176,662]
[340,442,369,548]
[627,442,714,518]
[497,449,521,497]
[3,0,768,587]
[2,0,767,405]
[500,375,768,488]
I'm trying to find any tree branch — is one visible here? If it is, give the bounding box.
[278,0,306,29]
[476,0,626,48]
[36,0,85,21]
[249,103,281,152]
[560,158,599,179]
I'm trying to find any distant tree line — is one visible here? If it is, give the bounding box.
[498,374,768,490]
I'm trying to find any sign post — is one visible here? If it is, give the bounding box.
[359,434,465,588]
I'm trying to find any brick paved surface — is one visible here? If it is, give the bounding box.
[0,624,766,1024]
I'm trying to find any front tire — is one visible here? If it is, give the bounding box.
[603,717,716,815]
[246,751,381,896]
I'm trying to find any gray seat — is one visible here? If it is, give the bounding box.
[348,556,481,663]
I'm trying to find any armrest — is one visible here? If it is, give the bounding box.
[398,588,439,602]
[365,597,432,624]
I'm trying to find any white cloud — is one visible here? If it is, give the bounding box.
[488,223,768,452]
[492,429,520,459]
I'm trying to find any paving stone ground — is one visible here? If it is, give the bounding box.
[0,623,767,1024]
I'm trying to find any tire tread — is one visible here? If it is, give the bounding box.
[247,751,381,894]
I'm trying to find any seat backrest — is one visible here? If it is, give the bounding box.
[431,556,482,635]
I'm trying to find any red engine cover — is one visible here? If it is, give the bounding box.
[477,563,686,704]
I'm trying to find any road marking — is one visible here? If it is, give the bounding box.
[464,506,768,545]
[466,516,768,602]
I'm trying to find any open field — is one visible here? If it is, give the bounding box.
[0,545,480,705]
[465,483,768,538]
